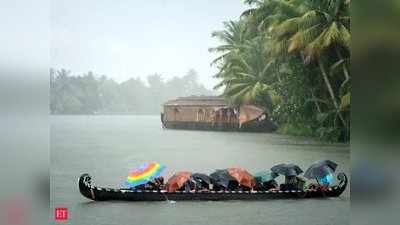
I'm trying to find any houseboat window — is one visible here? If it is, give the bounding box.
[173,108,180,121]
[227,109,232,122]
[197,108,205,121]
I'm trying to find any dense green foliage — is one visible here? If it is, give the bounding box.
[210,0,350,142]
[50,68,212,114]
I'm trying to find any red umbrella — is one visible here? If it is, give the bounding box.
[227,168,256,188]
[165,171,192,192]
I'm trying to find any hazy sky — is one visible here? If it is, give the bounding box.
[51,0,247,89]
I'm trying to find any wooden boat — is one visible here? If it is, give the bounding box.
[78,172,347,201]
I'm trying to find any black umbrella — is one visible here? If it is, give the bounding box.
[209,169,238,189]
[191,173,212,185]
[271,163,303,176]
[304,160,337,179]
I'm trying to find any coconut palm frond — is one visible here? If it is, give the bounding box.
[298,10,322,29]
[227,85,253,103]
[339,24,351,50]
[210,52,232,66]
[273,17,302,38]
[208,45,235,53]
[235,55,256,75]
[272,0,302,17]
[322,22,341,48]
[241,8,257,17]
[244,0,261,6]
[225,82,251,96]
[288,23,322,53]
[236,72,257,80]
[303,28,329,61]
[340,92,350,110]
[213,81,226,90]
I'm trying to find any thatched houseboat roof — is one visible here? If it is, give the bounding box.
[164,96,228,107]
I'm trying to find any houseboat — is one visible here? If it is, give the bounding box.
[161,96,277,132]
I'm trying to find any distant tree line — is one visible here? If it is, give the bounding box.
[50,68,213,114]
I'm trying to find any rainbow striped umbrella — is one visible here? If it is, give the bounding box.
[125,162,166,188]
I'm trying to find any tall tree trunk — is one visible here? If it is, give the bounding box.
[311,90,322,114]
[318,58,346,127]
[335,48,350,140]
[335,48,350,81]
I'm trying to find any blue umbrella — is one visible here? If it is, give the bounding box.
[318,173,334,185]
[304,160,337,179]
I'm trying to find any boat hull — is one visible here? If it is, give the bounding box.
[79,173,347,201]
[162,120,278,132]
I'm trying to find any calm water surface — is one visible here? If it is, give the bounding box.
[51,115,349,225]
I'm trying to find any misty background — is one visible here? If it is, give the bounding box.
[50,68,214,114]
[51,0,246,87]
[51,0,246,114]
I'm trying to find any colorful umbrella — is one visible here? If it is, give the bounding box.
[125,161,166,188]
[227,167,256,188]
[165,171,192,192]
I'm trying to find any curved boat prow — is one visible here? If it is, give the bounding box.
[325,172,348,197]
[336,172,348,195]
[79,173,95,200]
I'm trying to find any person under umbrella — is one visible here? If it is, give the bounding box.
[165,171,193,192]
[147,176,165,190]
[254,171,279,191]
[271,163,304,191]
[191,173,212,190]
[226,167,256,191]
[304,160,337,190]
[209,169,238,191]
[124,161,166,190]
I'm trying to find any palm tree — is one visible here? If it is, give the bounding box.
[273,0,350,58]
[215,37,275,108]
[208,20,248,65]
[271,0,350,127]
[241,0,302,34]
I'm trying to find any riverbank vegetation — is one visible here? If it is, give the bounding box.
[50,68,212,114]
[210,0,350,142]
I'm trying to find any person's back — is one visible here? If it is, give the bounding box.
[280,176,298,191]
[177,179,195,192]
[264,180,278,190]
[154,176,164,190]
[133,184,146,190]
[318,174,333,191]
[296,176,305,190]
[239,185,251,191]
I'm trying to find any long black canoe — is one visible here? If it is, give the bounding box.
[78,172,348,201]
